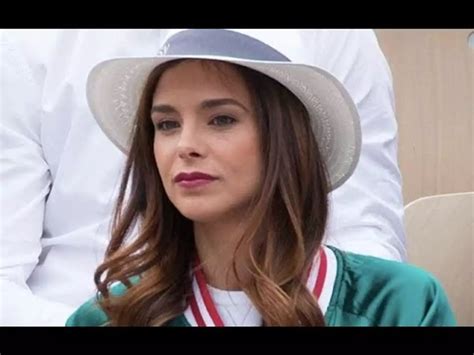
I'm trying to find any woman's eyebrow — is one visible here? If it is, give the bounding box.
[151,98,250,115]
[200,98,250,113]
[151,104,178,114]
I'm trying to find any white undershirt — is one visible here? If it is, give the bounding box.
[204,246,337,327]
[207,285,262,326]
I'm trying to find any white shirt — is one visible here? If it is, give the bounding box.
[195,246,338,326]
[0,29,406,326]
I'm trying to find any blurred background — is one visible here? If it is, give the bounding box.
[375,29,473,204]
[375,29,473,325]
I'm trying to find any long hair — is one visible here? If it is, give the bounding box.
[94,59,330,326]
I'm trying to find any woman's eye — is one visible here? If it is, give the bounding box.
[156,120,180,131]
[210,115,236,127]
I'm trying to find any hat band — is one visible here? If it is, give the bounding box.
[159,29,290,62]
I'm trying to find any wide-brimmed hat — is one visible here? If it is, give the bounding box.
[86,29,361,191]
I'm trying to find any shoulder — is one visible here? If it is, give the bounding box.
[337,246,436,287]
[1,30,68,63]
[65,294,108,327]
[66,277,138,327]
[329,247,456,326]
[1,30,75,97]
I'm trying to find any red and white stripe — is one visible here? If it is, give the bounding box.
[317,246,337,314]
[184,246,337,326]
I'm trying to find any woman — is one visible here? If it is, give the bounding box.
[67,29,455,326]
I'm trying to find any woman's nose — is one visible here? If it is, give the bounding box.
[176,124,204,160]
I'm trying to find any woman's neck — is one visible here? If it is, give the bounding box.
[193,216,251,291]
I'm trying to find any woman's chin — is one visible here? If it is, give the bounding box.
[176,205,223,224]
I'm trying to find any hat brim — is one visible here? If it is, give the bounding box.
[86,55,361,191]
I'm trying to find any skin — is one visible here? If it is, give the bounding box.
[151,60,262,290]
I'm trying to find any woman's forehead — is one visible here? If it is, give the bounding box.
[153,60,251,104]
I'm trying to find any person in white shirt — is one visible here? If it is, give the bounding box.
[0,29,405,326]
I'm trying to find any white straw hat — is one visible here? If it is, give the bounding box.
[86,29,361,191]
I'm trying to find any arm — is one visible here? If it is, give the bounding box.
[311,30,406,261]
[0,31,75,325]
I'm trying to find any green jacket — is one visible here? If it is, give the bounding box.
[66,246,456,326]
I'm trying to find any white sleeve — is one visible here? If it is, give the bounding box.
[0,31,75,325]
[318,30,406,261]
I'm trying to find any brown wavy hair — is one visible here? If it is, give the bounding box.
[94,59,330,326]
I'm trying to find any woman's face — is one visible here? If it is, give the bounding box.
[151,60,262,223]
